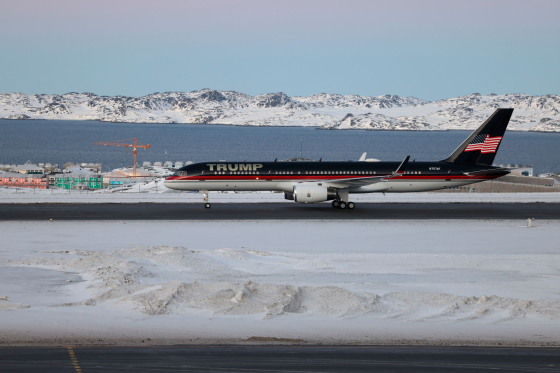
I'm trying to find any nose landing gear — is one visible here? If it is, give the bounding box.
[202,190,211,208]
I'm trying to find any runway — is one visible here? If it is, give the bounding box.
[1,345,559,373]
[0,202,559,220]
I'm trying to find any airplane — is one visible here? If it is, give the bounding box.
[164,108,514,209]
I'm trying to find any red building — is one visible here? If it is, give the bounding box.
[0,172,48,189]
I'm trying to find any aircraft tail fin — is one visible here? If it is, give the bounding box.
[441,108,513,166]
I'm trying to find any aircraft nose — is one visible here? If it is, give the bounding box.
[164,175,182,189]
[163,178,175,189]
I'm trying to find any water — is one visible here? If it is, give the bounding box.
[1,119,559,174]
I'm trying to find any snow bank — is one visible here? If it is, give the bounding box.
[5,246,560,322]
[1,220,560,346]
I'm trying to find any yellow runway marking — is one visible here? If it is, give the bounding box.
[66,347,83,372]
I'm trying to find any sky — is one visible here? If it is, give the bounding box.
[1,0,559,101]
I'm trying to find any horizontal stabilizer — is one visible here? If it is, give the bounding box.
[463,168,511,177]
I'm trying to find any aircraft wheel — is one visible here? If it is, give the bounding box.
[339,201,347,209]
[204,203,211,209]
[348,202,355,209]
[332,200,340,208]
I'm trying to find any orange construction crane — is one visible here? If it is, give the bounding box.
[93,138,150,178]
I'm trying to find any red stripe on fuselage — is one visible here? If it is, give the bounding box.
[166,174,499,181]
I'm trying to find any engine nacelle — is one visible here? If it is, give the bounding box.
[293,184,337,203]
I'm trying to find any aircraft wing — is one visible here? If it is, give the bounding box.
[300,155,410,188]
[319,175,388,188]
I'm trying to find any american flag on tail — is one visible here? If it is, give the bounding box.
[464,134,502,154]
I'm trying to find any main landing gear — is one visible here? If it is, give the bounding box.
[331,200,355,209]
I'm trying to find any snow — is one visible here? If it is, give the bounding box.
[1,185,560,204]
[1,219,560,346]
[2,91,560,131]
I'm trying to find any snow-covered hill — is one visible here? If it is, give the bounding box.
[1,90,559,131]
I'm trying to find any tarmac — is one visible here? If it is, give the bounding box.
[1,345,559,373]
[0,202,559,220]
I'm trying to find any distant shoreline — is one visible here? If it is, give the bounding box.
[1,117,559,133]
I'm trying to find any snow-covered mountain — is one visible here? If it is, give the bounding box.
[1,90,559,132]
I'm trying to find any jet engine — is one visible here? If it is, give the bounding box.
[293,184,337,203]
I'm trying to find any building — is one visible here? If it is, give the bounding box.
[63,163,102,173]
[36,163,60,173]
[0,163,60,174]
[12,164,45,174]
[494,164,533,177]
[101,167,156,187]
[437,175,559,193]
[0,172,48,189]
[49,173,103,190]
[434,164,559,193]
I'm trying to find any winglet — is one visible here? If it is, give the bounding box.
[393,155,410,175]
[359,152,367,161]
